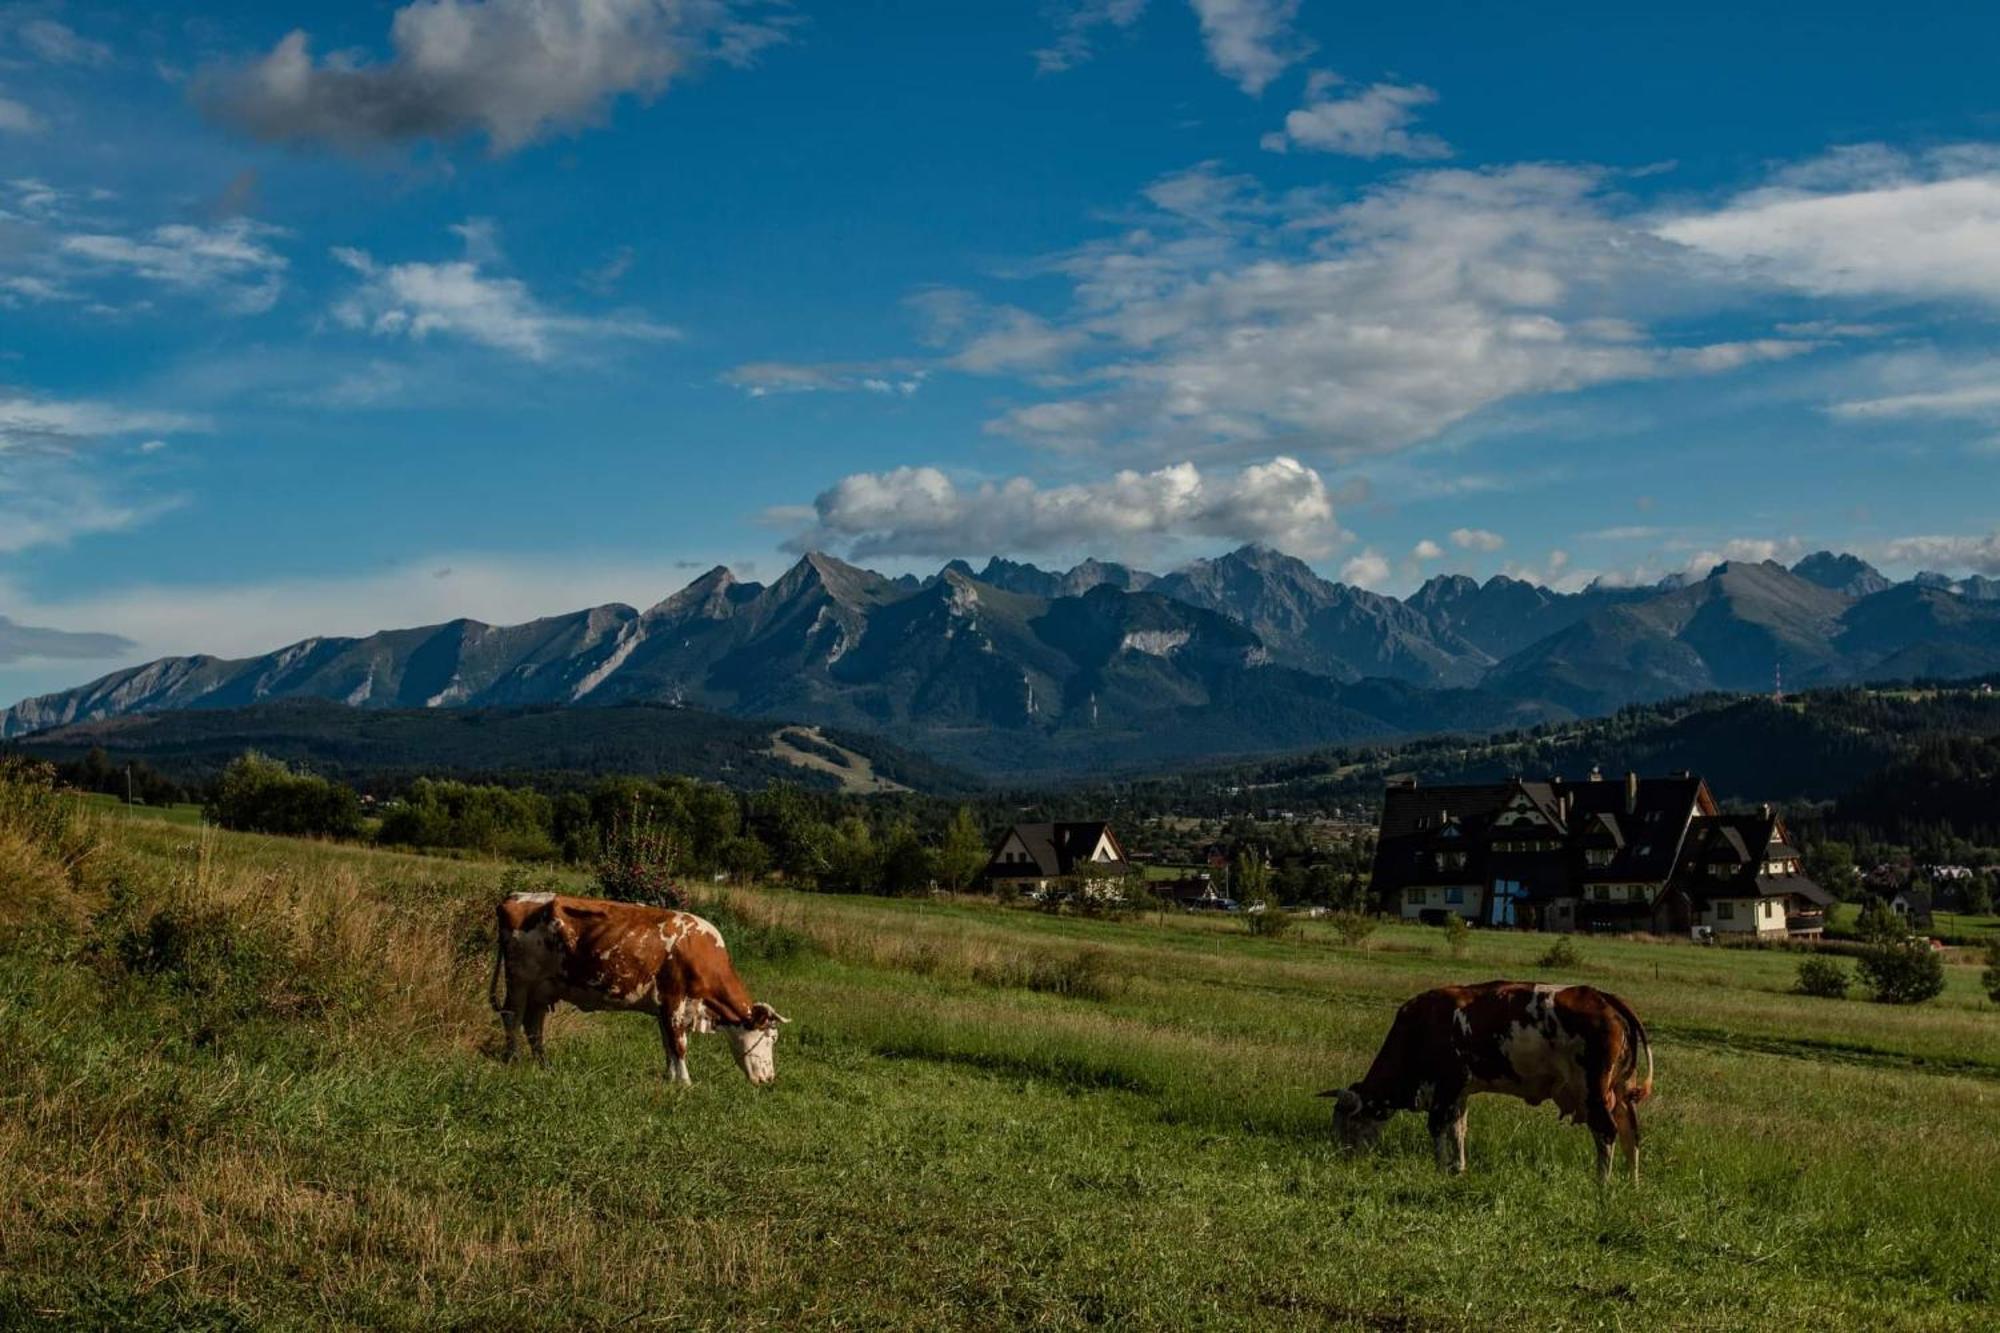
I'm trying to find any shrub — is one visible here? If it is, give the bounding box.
[1535,935,1583,970]
[1983,942,2000,1005]
[973,947,1121,1001]
[1245,896,1294,937]
[1328,911,1378,947]
[1795,955,1851,999]
[1442,914,1471,958]
[594,805,685,907]
[1857,938,1946,1006]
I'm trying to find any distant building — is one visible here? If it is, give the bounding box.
[985,821,1130,893]
[1368,773,1832,938]
[1890,888,1935,929]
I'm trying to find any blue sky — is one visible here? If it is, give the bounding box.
[5,0,2000,703]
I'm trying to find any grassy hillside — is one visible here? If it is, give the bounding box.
[2,775,1997,1328]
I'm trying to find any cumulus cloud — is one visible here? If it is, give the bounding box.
[777,455,1345,560]
[1655,145,2000,307]
[1034,0,1149,75]
[1188,0,1307,95]
[1410,538,1444,561]
[200,0,789,155]
[1878,531,2000,576]
[59,219,288,314]
[1261,75,1450,159]
[1338,547,1389,588]
[331,226,677,360]
[1449,526,1504,552]
[1675,536,1805,579]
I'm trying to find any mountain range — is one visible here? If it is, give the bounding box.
[8,546,2000,778]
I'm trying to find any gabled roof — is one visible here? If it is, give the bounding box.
[988,821,1127,877]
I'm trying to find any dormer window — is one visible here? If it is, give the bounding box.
[1585,848,1614,868]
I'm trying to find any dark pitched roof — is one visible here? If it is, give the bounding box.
[987,821,1127,878]
[1674,813,1829,904]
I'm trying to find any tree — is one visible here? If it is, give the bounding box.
[1232,850,1271,905]
[935,807,989,893]
[1804,839,1860,900]
[1854,898,1903,944]
[1795,955,1851,999]
[877,820,932,896]
[205,752,362,839]
[1982,941,2000,1006]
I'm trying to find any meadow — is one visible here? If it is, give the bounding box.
[2,794,1996,1330]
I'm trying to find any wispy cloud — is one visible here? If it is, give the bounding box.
[331,224,677,361]
[59,219,288,314]
[1034,0,1149,75]
[0,616,133,666]
[15,17,112,67]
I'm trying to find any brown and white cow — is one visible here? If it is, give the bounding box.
[1323,980,1653,1182]
[489,892,789,1085]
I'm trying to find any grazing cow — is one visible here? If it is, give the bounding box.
[1323,980,1652,1182]
[489,892,789,1085]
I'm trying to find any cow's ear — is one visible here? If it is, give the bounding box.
[749,1002,790,1029]
[1325,1088,1363,1114]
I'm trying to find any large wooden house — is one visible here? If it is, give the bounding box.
[984,821,1130,894]
[1369,772,1831,938]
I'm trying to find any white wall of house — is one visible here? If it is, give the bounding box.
[1702,896,1787,936]
[1399,885,1484,920]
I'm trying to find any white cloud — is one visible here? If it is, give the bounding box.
[1449,526,1504,552]
[1655,146,2000,307]
[0,616,132,666]
[1877,531,2000,576]
[1338,548,1389,589]
[18,18,112,66]
[779,455,1345,560]
[201,0,789,154]
[1261,76,1450,160]
[1831,380,2000,421]
[1502,548,1573,588]
[1675,536,1805,579]
[0,395,203,455]
[1034,0,1149,75]
[332,226,676,360]
[1187,0,1307,95]
[0,91,40,134]
[0,393,202,554]
[1410,538,1444,560]
[60,220,288,314]
[723,360,926,397]
[975,162,1818,461]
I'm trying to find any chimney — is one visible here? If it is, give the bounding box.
[1589,765,1603,782]
[1625,771,1639,815]
[1760,802,1772,819]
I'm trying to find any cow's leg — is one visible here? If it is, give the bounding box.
[658,1010,691,1086]
[1429,1097,1470,1174]
[523,994,551,1066]
[500,973,529,1064]
[1613,1099,1642,1183]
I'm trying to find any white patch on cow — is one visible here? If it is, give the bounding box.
[685,914,727,950]
[673,996,714,1035]
[1496,1016,1588,1118]
[1452,1009,1472,1038]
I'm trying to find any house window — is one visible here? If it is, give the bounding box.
[1586,848,1614,867]
[1445,886,1464,904]
[1763,900,1775,918]
[1592,885,1611,902]
[1716,901,1735,920]
[1406,888,1424,906]
[1441,851,1466,871]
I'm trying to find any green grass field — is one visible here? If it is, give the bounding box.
[2,808,1997,1329]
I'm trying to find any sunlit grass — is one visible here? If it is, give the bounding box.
[1,816,1995,1329]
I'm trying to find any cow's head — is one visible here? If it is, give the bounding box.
[1322,1086,1391,1150]
[724,1002,789,1085]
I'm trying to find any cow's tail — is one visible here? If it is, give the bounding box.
[488,913,507,1013]
[1603,990,1653,1104]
